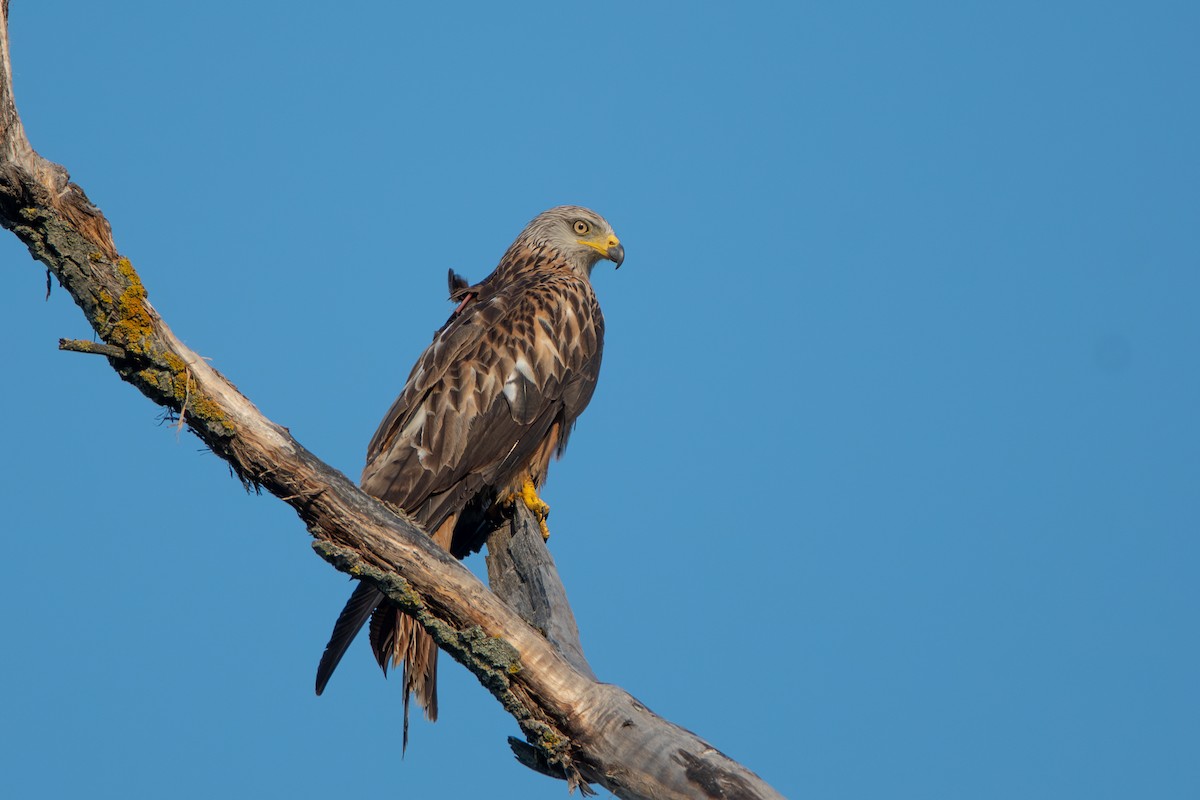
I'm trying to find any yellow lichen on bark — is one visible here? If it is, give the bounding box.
[108,257,153,354]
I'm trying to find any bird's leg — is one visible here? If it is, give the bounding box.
[518,479,552,541]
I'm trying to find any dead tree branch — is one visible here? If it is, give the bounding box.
[0,7,782,800]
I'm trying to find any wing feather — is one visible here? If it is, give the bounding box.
[361,272,603,535]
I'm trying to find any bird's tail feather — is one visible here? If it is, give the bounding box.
[315,515,456,750]
[370,607,440,752]
[315,581,383,696]
[361,514,456,751]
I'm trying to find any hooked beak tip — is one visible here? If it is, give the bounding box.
[608,243,625,269]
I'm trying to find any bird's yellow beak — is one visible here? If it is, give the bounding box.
[580,233,625,268]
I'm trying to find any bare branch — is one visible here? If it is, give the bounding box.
[58,337,127,358]
[0,8,783,800]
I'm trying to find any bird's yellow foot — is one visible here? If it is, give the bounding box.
[519,479,552,541]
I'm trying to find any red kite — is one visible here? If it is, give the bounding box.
[315,206,623,747]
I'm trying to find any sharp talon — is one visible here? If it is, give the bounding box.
[519,479,552,541]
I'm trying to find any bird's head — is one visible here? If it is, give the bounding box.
[519,205,624,276]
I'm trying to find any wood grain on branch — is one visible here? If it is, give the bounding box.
[0,7,783,800]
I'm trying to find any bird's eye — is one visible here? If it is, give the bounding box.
[572,220,590,235]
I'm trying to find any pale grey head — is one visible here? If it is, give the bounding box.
[514,205,624,276]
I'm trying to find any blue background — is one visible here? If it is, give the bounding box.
[2,2,1197,798]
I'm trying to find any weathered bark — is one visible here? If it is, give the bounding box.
[0,7,784,800]
[486,501,597,682]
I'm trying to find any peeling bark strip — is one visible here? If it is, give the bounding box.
[0,7,784,800]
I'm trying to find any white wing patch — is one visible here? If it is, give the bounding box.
[502,355,540,423]
[514,356,535,382]
[398,406,427,440]
[504,357,535,403]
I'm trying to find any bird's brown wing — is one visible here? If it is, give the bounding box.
[361,271,603,535]
[315,271,603,703]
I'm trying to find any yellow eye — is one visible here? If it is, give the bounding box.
[572,220,590,235]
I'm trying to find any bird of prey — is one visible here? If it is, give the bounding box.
[315,205,623,747]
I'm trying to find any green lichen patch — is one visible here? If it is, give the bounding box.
[458,625,522,675]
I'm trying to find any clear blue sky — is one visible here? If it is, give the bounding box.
[2,2,1197,798]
